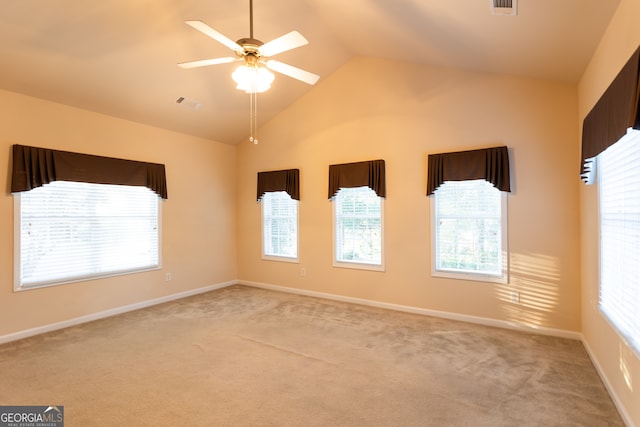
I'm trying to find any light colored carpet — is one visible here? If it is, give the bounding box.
[0,285,624,426]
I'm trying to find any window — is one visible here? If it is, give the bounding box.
[14,181,161,290]
[261,191,298,261]
[597,128,640,354]
[333,186,384,270]
[431,179,507,283]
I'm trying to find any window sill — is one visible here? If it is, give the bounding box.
[14,265,161,292]
[333,260,385,272]
[262,255,299,264]
[432,269,507,284]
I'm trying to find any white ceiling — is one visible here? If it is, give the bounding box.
[0,0,620,144]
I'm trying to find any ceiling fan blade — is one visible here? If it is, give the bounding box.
[185,20,242,52]
[266,60,319,86]
[178,57,240,69]
[259,31,308,57]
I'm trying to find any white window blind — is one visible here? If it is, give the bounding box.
[15,181,160,289]
[333,186,383,269]
[262,191,298,260]
[432,179,507,282]
[598,128,640,354]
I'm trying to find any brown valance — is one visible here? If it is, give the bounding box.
[11,144,168,199]
[257,169,300,201]
[426,146,510,195]
[581,47,640,183]
[328,159,386,199]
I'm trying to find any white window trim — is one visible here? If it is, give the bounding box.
[430,187,508,284]
[596,128,640,357]
[332,188,385,272]
[13,185,162,291]
[260,192,299,263]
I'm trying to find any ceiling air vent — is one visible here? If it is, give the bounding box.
[491,0,517,16]
[175,96,202,110]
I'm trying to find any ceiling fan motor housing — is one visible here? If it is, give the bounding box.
[237,38,264,52]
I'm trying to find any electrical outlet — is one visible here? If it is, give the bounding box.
[510,290,520,303]
[165,272,172,282]
[300,267,306,277]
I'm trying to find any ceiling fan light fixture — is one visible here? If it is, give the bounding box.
[232,64,274,93]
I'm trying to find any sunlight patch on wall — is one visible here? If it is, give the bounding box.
[496,252,561,328]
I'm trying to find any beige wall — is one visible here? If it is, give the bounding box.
[237,56,581,332]
[0,89,237,337]
[578,0,640,425]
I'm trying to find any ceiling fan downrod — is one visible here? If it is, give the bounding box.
[249,0,254,39]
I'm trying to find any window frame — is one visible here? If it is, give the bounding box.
[260,190,299,263]
[13,181,162,291]
[332,186,385,272]
[430,180,508,284]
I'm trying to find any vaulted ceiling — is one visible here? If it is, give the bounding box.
[0,0,620,144]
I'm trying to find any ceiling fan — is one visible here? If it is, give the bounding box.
[178,0,319,92]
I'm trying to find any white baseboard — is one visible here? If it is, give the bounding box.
[1,278,581,344]
[239,280,582,340]
[0,280,237,345]
[581,338,636,427]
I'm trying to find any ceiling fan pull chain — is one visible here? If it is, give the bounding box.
[249,92,254,143]
[249,91,259,144]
